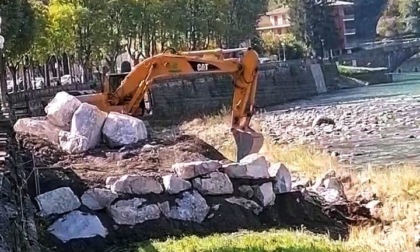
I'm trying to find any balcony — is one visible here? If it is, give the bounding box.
[344,28,356,35]
[343,14,355,21]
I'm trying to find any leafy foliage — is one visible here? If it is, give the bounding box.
[261,31,306,59]
[288,0,339,57]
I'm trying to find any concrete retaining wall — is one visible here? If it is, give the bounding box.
[150,63,335,121]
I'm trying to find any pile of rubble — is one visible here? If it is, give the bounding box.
[32,152,381,251]
[14,91,148,154]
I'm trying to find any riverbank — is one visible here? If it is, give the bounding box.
[176,112,420,252]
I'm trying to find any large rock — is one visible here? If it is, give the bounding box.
[172,160,221,180]
[45,91,82,128]
[70,103,107,150]
[58,131,89,154]
[14,117,62,144]
[268,163,292,194]
[102,112,148,148]
[192,172,234,195]
[158,190,210,223]
[222,154,270,179]
[225,197,263,215]
[162,174,191,195]
[255,182,276,207]
[48,210,107,243]
[81,188,118,211]
[35,187,81,216]
[110,175,163,195]
[108,198,161,225]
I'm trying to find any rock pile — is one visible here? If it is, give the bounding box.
[14,92,148,154]
[33,153,380,251]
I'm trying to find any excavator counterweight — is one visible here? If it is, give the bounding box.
[76,47,264,161]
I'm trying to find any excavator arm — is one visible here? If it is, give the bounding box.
[76,47,264,161]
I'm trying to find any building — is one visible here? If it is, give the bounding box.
[256,1,356,54]
[256,7,291,35]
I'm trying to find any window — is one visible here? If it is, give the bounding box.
[274,16,278,25]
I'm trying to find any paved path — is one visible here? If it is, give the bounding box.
[258,77,420,169]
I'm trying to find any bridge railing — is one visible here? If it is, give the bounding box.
[6,82,98,104]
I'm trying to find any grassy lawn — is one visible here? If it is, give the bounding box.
[118,230,364,252]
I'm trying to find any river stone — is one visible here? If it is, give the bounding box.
[158,190,210,223]
[48,210,107,243]
[14,117,62,144]
[70,103,107,151]
[110,175,163,195]
[312,116,335,127]
[58,131,90,154]
[35,187,81,216]
[255,182,276,207]
[225,197,263,215]
[109,198,161,225]
[172,160,221,180]
[102,112,148,148]
[268,163,292,194]
[192,172,234,195]
[45,91,82,128]
[162,174,191,195]
[81,188,118,211]
[222,154,270,179]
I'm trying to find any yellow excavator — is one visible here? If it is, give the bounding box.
[75,47,264,161]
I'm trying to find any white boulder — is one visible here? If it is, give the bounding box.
[110,175,163,195]
[81,188,118,211]
[48,210,108,243]
[58,131,89,154]
[192,172,234,195]
[35,187,81,216]
[268,163,292,194]
[172,160,221,180]
[223,154,270,179]
[45,91,82,128]
[14,117,62,144]
[158,190,210,223]
[162,174,191,194]
[255,182,276,207]
[70,103,107,150]
[109,198,161,225]
[102,112,148,148]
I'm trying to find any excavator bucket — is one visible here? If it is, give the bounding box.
[233,129,264,162]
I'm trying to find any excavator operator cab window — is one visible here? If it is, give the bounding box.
[108,73,128,93]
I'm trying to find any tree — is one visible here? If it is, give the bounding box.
[288,0,339,57]
[0,0,38,89]
[398,0,420,35]
[376,0,402,38]
[261,31,306,59]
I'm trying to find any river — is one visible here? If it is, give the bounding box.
[258,73,420,169]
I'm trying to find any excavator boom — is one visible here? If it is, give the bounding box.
[76,47,264,161]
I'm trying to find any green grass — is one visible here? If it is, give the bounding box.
[337,65,387,75]
[110,230,364,252]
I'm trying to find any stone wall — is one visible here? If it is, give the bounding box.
[32,154,353,252]
[150,63,332,121]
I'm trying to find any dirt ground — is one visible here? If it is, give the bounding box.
[16,133,228,188]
